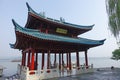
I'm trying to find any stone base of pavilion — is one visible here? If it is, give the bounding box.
[17,64,94,80]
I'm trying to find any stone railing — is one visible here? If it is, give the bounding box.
[72,63,93,69]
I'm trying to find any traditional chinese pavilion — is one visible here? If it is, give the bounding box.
[10,3,105,80]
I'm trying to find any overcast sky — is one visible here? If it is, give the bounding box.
[0,0,118,58]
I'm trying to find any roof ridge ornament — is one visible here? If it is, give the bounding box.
[60,17,65,22]
[39,12,46,18]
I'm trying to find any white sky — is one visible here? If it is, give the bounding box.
[0,0,118,58]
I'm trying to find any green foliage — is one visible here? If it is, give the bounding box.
[111,49,120,60]
[106,0,120,40]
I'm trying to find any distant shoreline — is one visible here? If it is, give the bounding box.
[11,59,21,62]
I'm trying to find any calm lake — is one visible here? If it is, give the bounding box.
[0,56,120,76]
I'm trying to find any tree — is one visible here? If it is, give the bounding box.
[111,49,120,60]
[106,0,120,60]
[106,0,120,42]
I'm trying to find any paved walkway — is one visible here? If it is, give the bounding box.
[47,68,120,80]
[1,68,120,80]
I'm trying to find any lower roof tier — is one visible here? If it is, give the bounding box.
[11,20,105,53]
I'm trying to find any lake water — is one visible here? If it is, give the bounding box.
[0,56,120,77]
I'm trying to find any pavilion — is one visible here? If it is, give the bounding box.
[10,3,105,80]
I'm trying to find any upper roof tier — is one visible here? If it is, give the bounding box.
[25,3,94,35]
[11,19,105,52]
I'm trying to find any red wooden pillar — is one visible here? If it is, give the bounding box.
[54,53,56,66]
[21,52,23,66]
[46,26,49,34]
[66,53,69,68]
[69,52,71,70]
[62,53,64,66]
[46,28,48,34]
[46,29,48,33]
[24,53,26,66]
[59,53,61,70]
[35,53,38,70]
[47,50,50,69]
[76,51,80,69]
[27,51,31,68]
[85,50,88,68]
[39,24,42,32]
[21,52,26,66]
[30,49,35,70]
[41,52,45,70]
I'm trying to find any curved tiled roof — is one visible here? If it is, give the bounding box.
[26,3,94,30]
[12,19,105,46]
